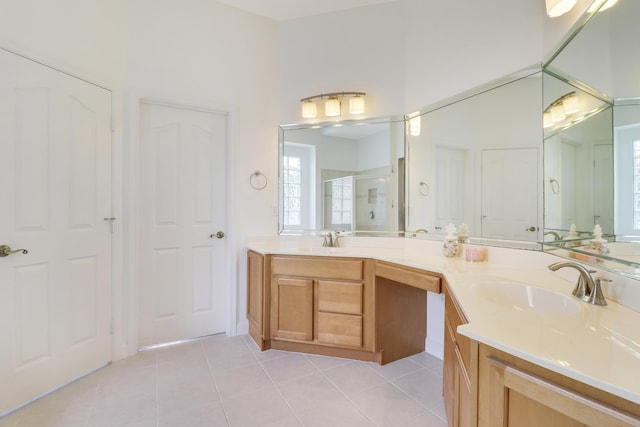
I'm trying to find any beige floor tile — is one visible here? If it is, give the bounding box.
[222,386,300,426]
[348,382,427,427]
[214,363,275,401]
[323,361,387,394]
[0,336,448,427]
[294,399,375,427]
[277,372,344,412]
[365,357,423,380]
[391,369,447,419]
[396,410,448,427]
[259,353,316,385]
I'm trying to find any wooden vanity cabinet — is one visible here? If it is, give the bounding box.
[477,345,640,427]
[270,255,375,357]
[443,282,477,427]
[247,250,271,350]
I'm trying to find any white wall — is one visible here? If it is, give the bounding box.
[0,0,594,354]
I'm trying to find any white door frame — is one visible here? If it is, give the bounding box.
[123,92,238,358]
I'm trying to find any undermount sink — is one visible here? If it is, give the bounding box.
[296,246,344,254]
[471,281,582,315]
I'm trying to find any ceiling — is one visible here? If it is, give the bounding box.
[216,0,400,21]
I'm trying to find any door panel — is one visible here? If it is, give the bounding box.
[0,48,112,415]
[138,102,227,347]
[481,148,538,241]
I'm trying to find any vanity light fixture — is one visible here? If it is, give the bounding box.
[325,97,341,117]
[301,100,317,119]
[545,0,577,17]
[349,95,365,114]
[299,92,366,119]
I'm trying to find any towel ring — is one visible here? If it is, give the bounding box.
[419,181,430,197]
[250,171,267,190]
[550,179,559,195]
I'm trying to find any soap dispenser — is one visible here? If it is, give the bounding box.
[442,223,459,257]
[566,223,580,247]
[588,224,609,254]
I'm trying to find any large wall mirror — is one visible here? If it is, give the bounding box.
[406,69,543,247]
[278,117,405,235]
[542,0,640,277]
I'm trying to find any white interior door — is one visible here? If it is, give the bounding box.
[481,148,539,241]
[138,102,227,348]
[0,49,112,415]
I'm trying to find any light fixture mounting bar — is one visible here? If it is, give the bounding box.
[300,91,366,102]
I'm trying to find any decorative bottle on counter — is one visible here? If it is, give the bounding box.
[442,223,459,257]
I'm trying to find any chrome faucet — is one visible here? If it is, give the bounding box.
[544,230,562,241]
[412,228,428,237]
[322,231,341,248]
[547,261,608,306]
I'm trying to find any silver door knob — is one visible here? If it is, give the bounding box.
[210,231,225,239]
[0,245,29,257]
[525,226,537,232]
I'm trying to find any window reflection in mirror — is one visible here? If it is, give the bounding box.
[279,118,405,235]
[406,70,543,245]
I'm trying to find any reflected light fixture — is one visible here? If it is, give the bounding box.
[408,112,422,137]
[325,97,341,117]
[545,0,577,17]
[349,95,365,114]
[544,91,582,129]
[299,92,366,119]
[301,100,317,119]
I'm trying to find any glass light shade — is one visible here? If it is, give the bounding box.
[301,100,317,118]
[551,104,566,122]
[325,97,341,117]
[349,96,365,114]
[543,112,554,128]
[546,0,577,17]
[409,115,421,136]
[562,94,579,114]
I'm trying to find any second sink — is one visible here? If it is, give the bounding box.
[471,281,582,315]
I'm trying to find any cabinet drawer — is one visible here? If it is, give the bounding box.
[272,256,363,281]
[375,261,441,292]
[318,281,363,315]
[317,312,363,348]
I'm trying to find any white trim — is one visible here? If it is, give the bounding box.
[122,91,238,357]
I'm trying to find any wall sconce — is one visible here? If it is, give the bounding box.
[545,0,577,17]
[300,92,366,119]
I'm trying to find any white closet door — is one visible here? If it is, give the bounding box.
[0,49,112,415]
[138,102,227,348]
[481,148,539,241]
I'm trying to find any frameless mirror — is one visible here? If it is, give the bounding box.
[542,0,640,276]
[278,117,405,235]
[406,69,543,247]
[543,71,613,240]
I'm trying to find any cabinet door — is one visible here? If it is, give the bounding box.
[455,347,472,427]
[484,357,640,427]
[443,317,456,427]
[272,277,314,341]
[247,251,267,346]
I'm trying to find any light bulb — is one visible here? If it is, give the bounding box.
[349,96,365,115]
[325,97,341,117]
[301,100,317,119]
[546,0,577,17]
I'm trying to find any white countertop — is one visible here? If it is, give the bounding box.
[247,235,640,405]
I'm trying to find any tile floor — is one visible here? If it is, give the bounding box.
[0,334,447,427]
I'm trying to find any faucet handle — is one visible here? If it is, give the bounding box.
[587,278,610,306]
